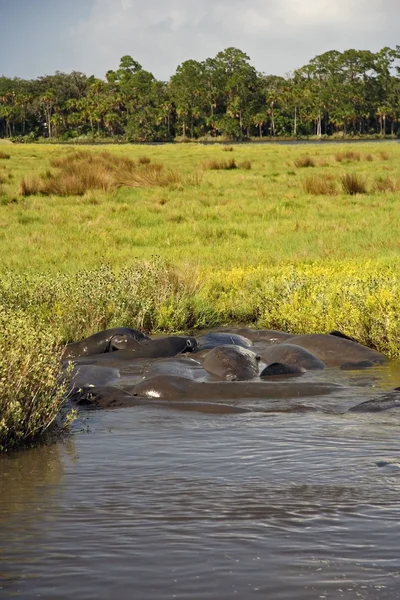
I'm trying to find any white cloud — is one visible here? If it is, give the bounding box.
[69,0,399,79]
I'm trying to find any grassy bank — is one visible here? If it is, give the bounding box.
[1,141,400,450]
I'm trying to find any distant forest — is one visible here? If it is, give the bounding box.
[1,46,400,141]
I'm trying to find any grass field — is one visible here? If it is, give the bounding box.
[1,141,400,271]
[2,140,400,450]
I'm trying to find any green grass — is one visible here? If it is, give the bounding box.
[0,142,399,272]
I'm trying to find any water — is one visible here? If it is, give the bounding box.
[1,393,400,599]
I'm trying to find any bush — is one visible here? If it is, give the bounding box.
[0,307,71,452]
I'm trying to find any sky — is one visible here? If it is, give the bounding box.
[0,0,399,81]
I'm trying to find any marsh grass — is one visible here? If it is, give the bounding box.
[294,155,315,168]
[4,141,400,273]
[238,160,252,170]
[374,176,400,192]
[303,174,337,195]
[340,173,368,194]
[380,150,390,160]
[120,164,183,188]
[335,150,361,163]
[203,158,238,170]
[19,151,185,196]
[222,146,234,152]
[0,151,10,159]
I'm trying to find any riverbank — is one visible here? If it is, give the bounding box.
[1,141,400,451]
[2,259,400,451]
[10,134,399,145]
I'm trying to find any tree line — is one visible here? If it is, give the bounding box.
[1,46,400,142]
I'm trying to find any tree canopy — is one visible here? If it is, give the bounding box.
[1,46,400,141]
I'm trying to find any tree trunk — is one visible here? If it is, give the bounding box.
[293,106,297,136]
[259,122,262,137]
[316,112,322,137]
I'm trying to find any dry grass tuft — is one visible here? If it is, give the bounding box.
[334,150,361,163]
[20,176,42,196]
[294,155,315,168]
[19,151,186,196]
[120,164,182,188]
[203,158,238,170]
[50,150,136,172]
[0,151,10,160]
[186,170,204,186]
[138,155,151,165]
[365,153,374,162]
[222,146,234,152]
[379,150,390,161]
[238,160,252,170]
[303,174,337,195]
[374,176,399,192]
[340,173,368,195]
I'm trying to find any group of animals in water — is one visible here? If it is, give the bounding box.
[62,326,400,415]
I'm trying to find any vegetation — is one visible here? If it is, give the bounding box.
[294,155,316,168]
[340,173,368,195]
[0,306,70,452]
[1,140,400,450]
[2,46,400,142]
[303,174,337,195]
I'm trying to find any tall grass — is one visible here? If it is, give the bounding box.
[19,151,185,196]
[335,150,361,162]
[294,155,315,168]
[374,176,399,192]
[203,158,238,170]
[340,173,368,194]
[303,174,337,195]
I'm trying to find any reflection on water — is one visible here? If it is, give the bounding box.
[1,404,400,598]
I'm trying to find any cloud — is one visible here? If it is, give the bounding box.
[69,0,400,80]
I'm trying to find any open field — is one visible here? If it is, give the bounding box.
[2,141,400,450]
[1,142,400,271]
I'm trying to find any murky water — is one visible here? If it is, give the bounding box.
[1,382,400,599]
